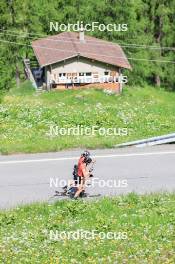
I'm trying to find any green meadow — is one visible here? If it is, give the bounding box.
[1,82,175,154]
[0,193,174,263]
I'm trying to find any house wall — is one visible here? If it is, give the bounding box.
[55,82,121,93]
[45,65,52,89]
[50,57,119,82]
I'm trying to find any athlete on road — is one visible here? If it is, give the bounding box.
[74,150,93,198]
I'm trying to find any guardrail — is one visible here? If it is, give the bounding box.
[116,132,175,148]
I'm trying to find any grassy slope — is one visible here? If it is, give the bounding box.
[1,81,175,154]
[0,193,175,263]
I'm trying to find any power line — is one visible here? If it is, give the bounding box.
[1,30,174,50]
[0,28,136,42]
[0,38,175,64]
[0,29,175,51]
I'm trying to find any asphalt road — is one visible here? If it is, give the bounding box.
[0,145,175,209]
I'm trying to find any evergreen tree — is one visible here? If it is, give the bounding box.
[0,0,174,90]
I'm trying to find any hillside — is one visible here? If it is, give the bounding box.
[0,82,175,154]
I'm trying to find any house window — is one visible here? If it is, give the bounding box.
[72,73,77,77]
[79,72,85,76]
[59,73,66,77]
[79,72,92,76]
[104,71,109,75]
[86,72,92,76]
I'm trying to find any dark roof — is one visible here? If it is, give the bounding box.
[32,32,131,69]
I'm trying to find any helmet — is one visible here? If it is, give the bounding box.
[82,150,91,164]
[82,150,90,158]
